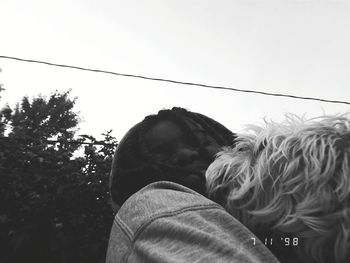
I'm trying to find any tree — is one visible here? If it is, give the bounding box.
[0,84,5,135]
[0,90,117,263]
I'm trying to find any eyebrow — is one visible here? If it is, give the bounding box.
[191,128,207,133]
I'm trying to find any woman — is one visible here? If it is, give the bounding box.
[106,107,279,263]
[109,107,235,211]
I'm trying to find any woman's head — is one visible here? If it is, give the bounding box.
[110,107,235,211]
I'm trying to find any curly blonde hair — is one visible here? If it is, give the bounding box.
[206,114,350,263]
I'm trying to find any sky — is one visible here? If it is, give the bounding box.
[0,0,349,141]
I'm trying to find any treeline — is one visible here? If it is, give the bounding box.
[0,90,117,263]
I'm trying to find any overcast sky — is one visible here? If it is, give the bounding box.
[1,0,349,141]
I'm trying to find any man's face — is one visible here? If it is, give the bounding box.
[144,119,221,189]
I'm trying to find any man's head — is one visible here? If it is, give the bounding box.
[206,114,350,263]
[110,107,235,212]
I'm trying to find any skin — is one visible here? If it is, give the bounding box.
[144,119,221,190]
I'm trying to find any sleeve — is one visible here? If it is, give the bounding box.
[105,181,280,263]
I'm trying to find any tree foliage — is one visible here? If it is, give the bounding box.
[0,91,117,263]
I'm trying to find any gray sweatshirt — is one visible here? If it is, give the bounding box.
[106,181,280,263]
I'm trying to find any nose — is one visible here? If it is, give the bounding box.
[172,148,199,166]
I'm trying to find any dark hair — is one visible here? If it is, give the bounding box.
[110,107,235,210]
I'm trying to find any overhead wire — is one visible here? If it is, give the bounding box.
[1,55,349,106]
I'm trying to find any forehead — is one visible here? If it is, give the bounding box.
[145,120,183,146]
[144,117,218,146]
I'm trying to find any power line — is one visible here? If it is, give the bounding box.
[1,55,350,106]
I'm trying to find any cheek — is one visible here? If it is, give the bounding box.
[205,144,222,159]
